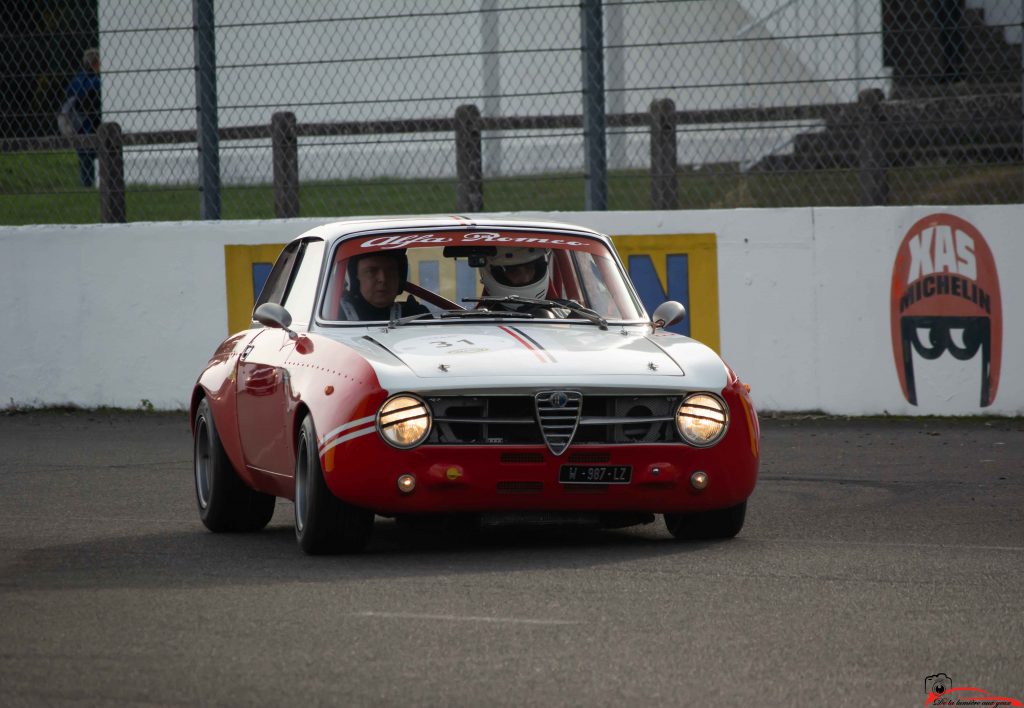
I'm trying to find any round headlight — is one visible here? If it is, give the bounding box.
[377,395,432,449]
[675,393,728,447]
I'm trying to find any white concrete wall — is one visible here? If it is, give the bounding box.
[1,206,1019,415]
[99,0,890,185]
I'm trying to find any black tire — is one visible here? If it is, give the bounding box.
[193,398,276,532]
[664,501,746,540]
[294,415,374,555]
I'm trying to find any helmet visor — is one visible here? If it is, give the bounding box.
[488,255,547,288]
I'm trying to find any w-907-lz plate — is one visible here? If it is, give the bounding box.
[559,465,631,484]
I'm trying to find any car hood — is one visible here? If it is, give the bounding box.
[335,323,728,390]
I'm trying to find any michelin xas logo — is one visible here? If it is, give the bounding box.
[890,214,1003,407]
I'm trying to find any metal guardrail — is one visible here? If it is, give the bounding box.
[3,96,885,223]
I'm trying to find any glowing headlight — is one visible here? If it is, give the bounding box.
[377,395,432,449]
[675,393,728,447]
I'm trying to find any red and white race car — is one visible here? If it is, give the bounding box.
[191,217,759,554]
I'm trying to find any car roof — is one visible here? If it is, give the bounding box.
[290,215,610,247]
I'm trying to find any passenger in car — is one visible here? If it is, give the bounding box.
[340,250,430,321]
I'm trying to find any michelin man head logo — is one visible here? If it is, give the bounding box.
[890,214,1002,407]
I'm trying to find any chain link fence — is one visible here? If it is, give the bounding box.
[2,0,1021,225]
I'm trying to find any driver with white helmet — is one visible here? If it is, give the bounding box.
[479,247,552,307]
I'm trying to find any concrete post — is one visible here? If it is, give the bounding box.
[272,112,299,218]
[455,104,483,212]
[650,98,678,210]
[193,0,221,220]
[580,0,608,210]
[857,88,889,206]
[97,122,125,223]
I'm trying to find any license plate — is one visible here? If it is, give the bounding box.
[559,465,632,484]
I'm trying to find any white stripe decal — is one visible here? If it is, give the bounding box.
[320,424,377,455]
[321,415,376,445]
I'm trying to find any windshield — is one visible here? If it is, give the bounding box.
[317,230,644,324]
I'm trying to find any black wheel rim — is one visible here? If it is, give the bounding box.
[194,416,212,509]
[295,431,309,533]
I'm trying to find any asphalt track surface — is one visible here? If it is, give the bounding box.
[0,411,1021,707]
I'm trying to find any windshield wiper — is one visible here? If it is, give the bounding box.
[436,308,533,320]
[392,308,535,327]
[388,311,433,328]
[465,296,608,330]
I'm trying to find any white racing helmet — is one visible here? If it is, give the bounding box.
[479,247,551,303]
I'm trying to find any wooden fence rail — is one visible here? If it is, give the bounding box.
[2,96,884,223]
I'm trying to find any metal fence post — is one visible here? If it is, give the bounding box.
[193,0,221,220]
[97,122,125,223]
[480,0,503,177]
[857,88,888,206]
[272,112,299,218]
[455,104,483,212]
[580,0,608,211]
[650,98,678,210]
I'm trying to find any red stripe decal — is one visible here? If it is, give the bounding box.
[508,326,557,363]
[499,325,547,363]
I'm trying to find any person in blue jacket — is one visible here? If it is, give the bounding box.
[62,48,102,187]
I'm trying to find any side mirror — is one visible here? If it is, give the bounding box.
[254,302,293,330]
[651,301,686,331]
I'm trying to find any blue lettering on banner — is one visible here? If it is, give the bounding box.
[252,262,273,303]
[456,260,477,304]
[628,254,690,336]
[418,260,440,294]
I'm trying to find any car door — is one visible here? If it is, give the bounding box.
[236,239,324,477]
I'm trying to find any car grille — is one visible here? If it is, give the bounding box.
[426,394,678,447]
[535,390,582,455]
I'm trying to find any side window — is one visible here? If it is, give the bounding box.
[319,255,347,321]
[255,242,300,308]
[281,240,325,326]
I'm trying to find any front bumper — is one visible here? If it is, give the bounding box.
[320,378,759,515]
[322,436,757,516]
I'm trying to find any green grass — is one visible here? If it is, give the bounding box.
[1,151,1021,225]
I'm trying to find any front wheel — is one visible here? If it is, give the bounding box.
[193,398,276,532]
[294,415,374,555]
[664,501,746,540]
